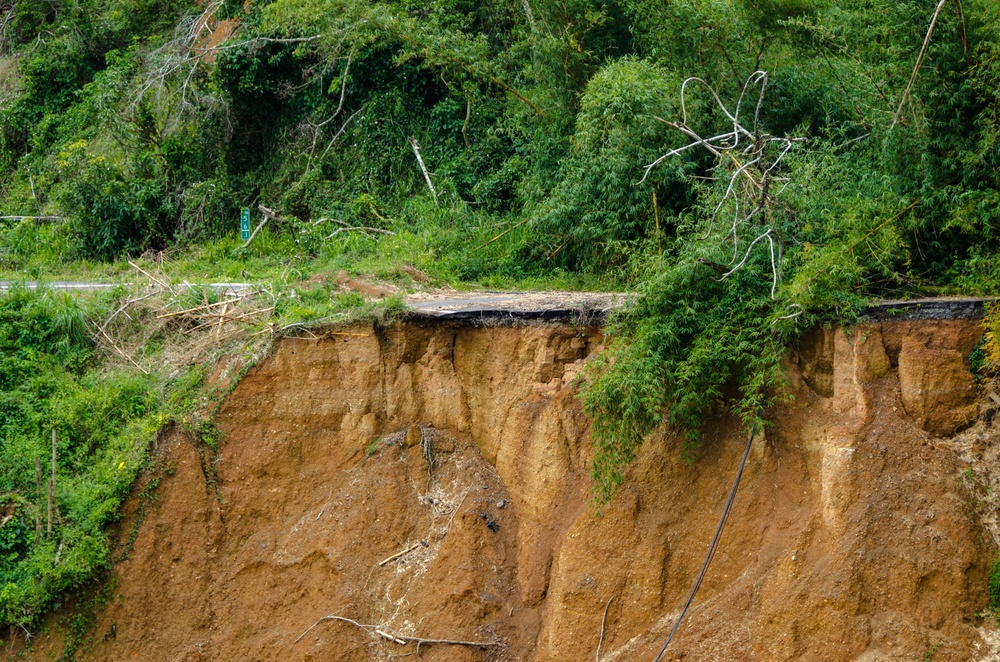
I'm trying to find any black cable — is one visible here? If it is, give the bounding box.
[652,388,768,662]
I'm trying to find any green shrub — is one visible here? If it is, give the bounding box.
[529,58,697,271]
[0,288,165,628]
[52,140,178,259]
[989,553,1000,612]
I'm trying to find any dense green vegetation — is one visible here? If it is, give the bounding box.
[0,279,395,634]
[0,288,164,629]
[1,0,1000,630]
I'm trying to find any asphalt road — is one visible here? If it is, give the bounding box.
[0,282,992,322]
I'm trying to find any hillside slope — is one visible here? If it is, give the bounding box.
[8,316,1000,661]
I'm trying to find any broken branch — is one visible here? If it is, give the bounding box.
[34,457,42,540]
[127,260,172,293]
[408,137,438,207]
[596,596,614,662]
[462,98,471,148]
[378,541,422,566]
[51,429,62,529]
[293,613,498,650]
[180,308,275,335]
[294,615,371,644]
[644,71,797,300]
[489,76,549,120]
[95,325,149,374]
[319,109,361,162]
[215,302,228,337]
[891,0,949,130]
[324,220,395,240]
[95,290,162,339]
[156,297,242,319]
[242,206,275,248]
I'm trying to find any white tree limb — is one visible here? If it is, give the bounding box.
[644,71,802,300]
[409,137,439,206]
[722,228,772,280]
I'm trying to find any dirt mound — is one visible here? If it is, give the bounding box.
[8,319,999,661]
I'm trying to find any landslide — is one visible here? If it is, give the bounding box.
[10,317,1000,661]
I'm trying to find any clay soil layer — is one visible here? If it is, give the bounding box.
[9,318,1000,661]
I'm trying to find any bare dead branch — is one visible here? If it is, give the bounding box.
[488,75,548,120]
[378,542,422,566]
[596,596,614,662]
[475,216,532,250]
[95,324,150,374]
[719,228,778,297]
[952,0,967,58]
[214,302,228,337]
[318,218,395,240]
[644,71,801,299]
[94,290,162,339]
[294,615,371,644]
[128,1,224,114]
[34,457,42,540]
[772,303,804,327]
[241,206,273,248]
[156,297,242,319]
[293,613,498,650]
[462,98,471,148]
[327,52,352,124]
[127,260,173,294]
[231,35,320,46]
[319,108,362,161]
[702,155,761,238]
[50,429,61,527]
[767,230,777,298]
[0,5,16,55]
[325,225,395,239]
[722,228,771,278]
[305,52,354,170]
[641,123,729,182]
[891,0,949,130]
[196,307,275,330]
[409,137,438,206]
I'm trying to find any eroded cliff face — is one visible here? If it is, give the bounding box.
[12,318,1000,661]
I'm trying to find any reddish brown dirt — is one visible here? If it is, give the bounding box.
[8,319,1000,661]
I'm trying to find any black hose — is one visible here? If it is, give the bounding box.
[652,389,767,662]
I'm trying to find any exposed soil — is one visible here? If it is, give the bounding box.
[7,318,1000,661]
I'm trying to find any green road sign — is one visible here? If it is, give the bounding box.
[240,208,251,241]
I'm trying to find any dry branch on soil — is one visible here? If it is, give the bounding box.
[128,259,174,293]
[377,541,424,566]
[293,613,498,653]
[596,596,614,662]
